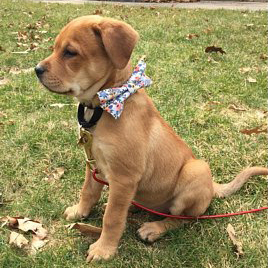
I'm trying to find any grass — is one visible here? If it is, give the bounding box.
[0,0,267,267]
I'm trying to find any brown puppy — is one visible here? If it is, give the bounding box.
[35,15,268,262]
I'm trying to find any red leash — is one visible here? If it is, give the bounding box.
[92,169,268,220]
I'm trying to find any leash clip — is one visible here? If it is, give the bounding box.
[78,127,94,165]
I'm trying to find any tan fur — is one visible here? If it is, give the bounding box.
[36,15,268,262]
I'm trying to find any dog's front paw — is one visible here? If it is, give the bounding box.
[86,239,117,262]
[137,222,163,243]
[64,204,89,221]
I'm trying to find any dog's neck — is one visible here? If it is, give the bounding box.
[75,62,132,107]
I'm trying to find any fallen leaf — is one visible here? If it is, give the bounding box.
[208,101,221,105]
[0,45,5,52]
[226,224,244,257]
[0,78,10,86]
[239,67,251,74]
[49,103,69,108]
[9,231,29,248]
[9,67,33,75]
[228,104,247,112]
[5,216,48,239]
[67,223,102,238]
[44,167,64,182]
[240,125,267,135]
[93,9,103,15]
[246,23,254,28]
[26,23,37,30]
[2,216,48,253]
[30,235,48,255]
[0,216,9,227]
[203,28,212,34]
[16,42,28,48]
[8,216,19,228]
[246,77,257,83]
[29,43,39,51]
[207,56,219,64]
[0,120,14,126]
[0,111,7,118]
[186,33,199,40]
[260,53,268,60]
[17,218,48,239]
[17,31,28,42]
[44,37,52,43]
[205,46,226,54]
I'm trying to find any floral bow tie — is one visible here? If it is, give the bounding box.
[97,58,152,119]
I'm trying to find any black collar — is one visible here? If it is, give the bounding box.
[77,103,103,129]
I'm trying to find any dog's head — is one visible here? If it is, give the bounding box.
[35,15,139,100]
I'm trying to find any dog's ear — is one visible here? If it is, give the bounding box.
[93,20,139,69]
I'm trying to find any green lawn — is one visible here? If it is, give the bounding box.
[0,1,267,267]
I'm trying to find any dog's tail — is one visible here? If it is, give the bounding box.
[213,167,268,198]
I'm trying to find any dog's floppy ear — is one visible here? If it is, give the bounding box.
[94,19,139,69]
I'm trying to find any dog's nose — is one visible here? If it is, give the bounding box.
[35,65,46,77]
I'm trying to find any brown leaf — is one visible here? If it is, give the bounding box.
[0,45,5,52]
[26,23,37,30]
[17,218,48,239]
[208,101,221,105]
[30,235,48,254]
[49,103,69,108]
[29,43,39,51]
[205,46,226,54]
[228,104,247,112]
[0,216,9,227]
[186,33,199,40]
[17,31,28,42]
[246,23,254,28]
[44,37,52,43]
[240,125,267,135]
[0,120,14,126]
[239,67,251,74]
[9,231,29,248]
[67,223,102,238]
[44,167,65,182]
[5,216,48,239]
[0,111,7,118]
[0,78,10,86]
[203,28,212,34]
[207,56,219,64]
[260,53,268,60]
[9,67,33,75]
[93,9,103,15]
[246,77,257,83]
[226,224,244,257]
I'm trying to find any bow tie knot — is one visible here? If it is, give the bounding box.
[97,58,152,119]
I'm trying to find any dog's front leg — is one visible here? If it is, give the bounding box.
[64,162,104,221]
[86,176,137,262]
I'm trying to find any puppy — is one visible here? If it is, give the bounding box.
[35,15,268,262]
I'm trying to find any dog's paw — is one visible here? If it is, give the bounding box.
[137,222,163,243]
[86,239,117,262]
[63,204,89,221]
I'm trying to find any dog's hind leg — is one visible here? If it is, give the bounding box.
[64,162,104,221]
[138,159,214,242]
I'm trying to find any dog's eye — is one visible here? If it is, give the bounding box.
[63,49,78,58]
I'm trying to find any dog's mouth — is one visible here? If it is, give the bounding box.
[38,79,75,96]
